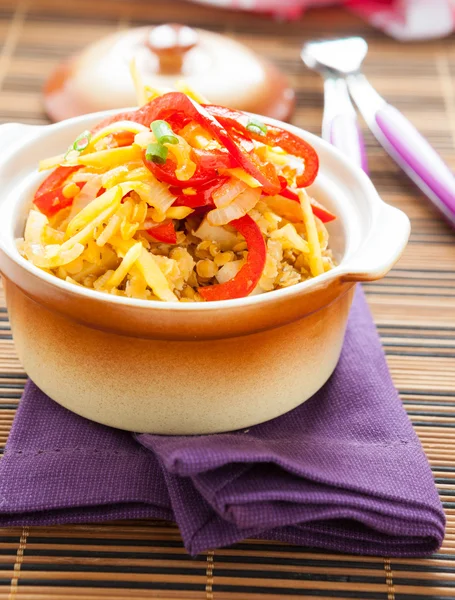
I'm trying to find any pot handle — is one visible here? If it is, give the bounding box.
[0,122,34,157]
[340,203,410,282]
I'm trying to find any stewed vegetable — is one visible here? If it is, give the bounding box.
[18,91,336,302]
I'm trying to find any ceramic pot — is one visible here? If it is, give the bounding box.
[0,113,410,433]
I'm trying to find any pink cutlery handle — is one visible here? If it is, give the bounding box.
[329,113,368,173]
[375,104,455,227]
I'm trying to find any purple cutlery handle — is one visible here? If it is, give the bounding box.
[375,103,455,227]
[329,113,369,173]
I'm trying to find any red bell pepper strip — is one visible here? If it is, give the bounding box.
[34,165,82,199]
[265,128,319,188]
[92,101,193,133]
[143,150,221,188]
[171,176,230,209]
[95,93,281,195]
[198,215,266,301]
[147,220,177,244]
[202,105,254,141]
[143,146,235,187]
[203,104,319,188]
[191,147,236,170]
[229,131,255,153]
[33,182,84,217]
[307,197,337,223]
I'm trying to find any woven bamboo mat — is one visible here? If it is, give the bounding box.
[0,0,454,598]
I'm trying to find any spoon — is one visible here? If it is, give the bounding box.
[302,37,455,227]
[301,41,368,173]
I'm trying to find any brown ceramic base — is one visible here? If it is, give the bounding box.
[6,280,354,434]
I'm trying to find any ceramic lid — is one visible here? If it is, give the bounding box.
[44,24,295,122]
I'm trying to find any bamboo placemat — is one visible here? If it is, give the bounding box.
[0,0,454,598]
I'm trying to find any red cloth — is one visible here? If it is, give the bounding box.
[188,0,455,40]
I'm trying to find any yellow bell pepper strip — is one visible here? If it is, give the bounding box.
[136,247,177,302]
[278,178,336,223]
[298,189,324,278]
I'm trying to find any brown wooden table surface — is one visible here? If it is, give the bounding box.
[0,0,454,598]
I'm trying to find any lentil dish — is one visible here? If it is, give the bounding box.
[18,91,336,302]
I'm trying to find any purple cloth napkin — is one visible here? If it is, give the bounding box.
[0,287,445,557]
[0,383,172,525]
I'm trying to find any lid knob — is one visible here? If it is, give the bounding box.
[146,24,199,74]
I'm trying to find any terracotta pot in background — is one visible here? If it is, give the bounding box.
[44,24,295,123]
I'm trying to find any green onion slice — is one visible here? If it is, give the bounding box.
[246,118,267,137]
[73,130,92,152]
[151,120,179,145]
[146,142,169,164]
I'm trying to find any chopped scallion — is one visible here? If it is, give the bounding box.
[246,118,267,137]
[146,142,169,164]
[151,120,179,145]
[63,148,80,162]
[73,130,91,152]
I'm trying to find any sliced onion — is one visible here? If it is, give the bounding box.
[193,216,238,250]
[270,223,309,253]
[131,180,176,215]
[213,178,247,208]
[249,285,265,296]
[134,131,155,148]
[140,219,156,230]
[90,120,149,147]
[69,174,104,219]
[215,259,244,284]
[24,210,48,244]
[207,187,261,227]
[71,171,97,183]
[24,241,84,269]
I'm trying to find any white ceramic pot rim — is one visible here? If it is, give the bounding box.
[0,109,410,313]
